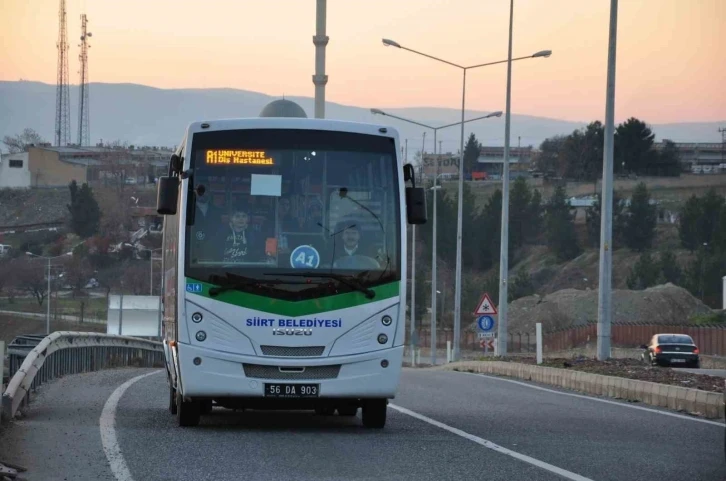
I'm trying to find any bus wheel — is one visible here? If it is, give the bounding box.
[177,394,201,427]
[169,385,177,415]
[337,406,358,416]
[201,400,213,415]
[362,399,387,428]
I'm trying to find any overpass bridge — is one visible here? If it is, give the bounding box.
[0,328,723,480]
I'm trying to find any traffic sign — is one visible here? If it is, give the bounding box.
[479,338,494,350]
[473,293,497,315]
[477,315,495,332]
[477,332,495,339]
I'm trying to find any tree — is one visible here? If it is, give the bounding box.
[479,189,502,269]
[63,254,94,296]
[679,195,702,251]
[526,189,544,244]
[535,136,566,175]
[653,140,681,177]
[2,128,45,153]
[624,182,657,251]
[11,257,48,306]
[658,249,682,285]
[463,133,481,176]
[559,121,604,181]
[696,189,725,248]
[508,269,534,302]
[615,118,655,175]
[627,252,659,290]
[685,247,726,308]
[509,177,532,249]
[67,180,101,239]
[545,186,580,261]
[585,191,627,248]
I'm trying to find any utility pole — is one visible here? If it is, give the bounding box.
[597,0,619,361]
[313,0,329,119]
[719,127,725,164]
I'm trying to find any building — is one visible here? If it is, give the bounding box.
[19,145,169,188]
[0,152,31,188]
[477,145,533,178]
[654,141,726,173]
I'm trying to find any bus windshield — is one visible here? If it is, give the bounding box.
[184,128,401,300]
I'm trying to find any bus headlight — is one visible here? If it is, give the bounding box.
[377,334,388,344]
[195,331,207,342]
[192,312,203,323]
[381,315,392,326]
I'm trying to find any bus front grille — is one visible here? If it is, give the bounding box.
[260,345,325,357]
[242,364,341,380]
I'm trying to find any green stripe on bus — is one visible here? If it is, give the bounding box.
[185,279,400,316]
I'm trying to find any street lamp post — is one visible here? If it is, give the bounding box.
[382,38,550,361]
[371,108,501,365]
[25,251,73,335]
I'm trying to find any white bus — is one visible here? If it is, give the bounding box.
[157,107,426,428]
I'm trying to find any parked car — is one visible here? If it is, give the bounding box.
[640,333,700,368]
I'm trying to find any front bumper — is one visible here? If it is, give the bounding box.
[176,343,404,399]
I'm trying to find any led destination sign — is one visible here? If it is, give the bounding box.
[205,150,274,165]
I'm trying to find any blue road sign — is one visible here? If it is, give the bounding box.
[477,315,495,332]
[290,245,321,269]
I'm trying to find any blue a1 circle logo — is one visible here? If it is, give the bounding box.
[290,245,320,269]
[477,315,494,332]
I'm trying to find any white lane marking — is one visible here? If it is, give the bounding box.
[390,403,595,481]
[452,370,725,428]
[100,370,163,481]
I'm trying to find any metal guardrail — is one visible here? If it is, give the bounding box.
[2,331,164,423]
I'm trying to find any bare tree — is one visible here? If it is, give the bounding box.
[3,128,46,153]
[63,255,93,297]
[120,262,150,295]
[11,257,48,306]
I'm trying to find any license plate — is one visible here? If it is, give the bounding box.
[670,359,686,363]
[264,383,319,398]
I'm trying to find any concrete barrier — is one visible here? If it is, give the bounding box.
[440,361,725,420]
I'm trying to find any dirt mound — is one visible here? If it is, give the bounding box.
[504,283,712,333]
[0,188,69,227]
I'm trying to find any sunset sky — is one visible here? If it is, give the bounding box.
[1,0,724,124]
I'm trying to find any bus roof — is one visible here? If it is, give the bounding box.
[183,117,400,140]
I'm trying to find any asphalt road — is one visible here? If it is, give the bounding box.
[1,367,724,481]
[677,367,726,378]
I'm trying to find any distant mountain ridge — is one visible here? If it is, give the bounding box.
[0,80,722,151]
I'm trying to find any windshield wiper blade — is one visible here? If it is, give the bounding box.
[268,272,375,299]
[208,273,311,297]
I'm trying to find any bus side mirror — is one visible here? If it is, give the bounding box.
[406,187,427,225]
[403,163,414,183]
[157,176,179,215]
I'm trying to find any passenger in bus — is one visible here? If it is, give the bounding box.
[222,208,263,263]
[331,221,381,269]
[191,188,222,262]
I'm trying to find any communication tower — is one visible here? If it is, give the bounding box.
[55,0,71,146]
[77,14,92,146]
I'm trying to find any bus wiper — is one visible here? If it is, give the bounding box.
[268,272,375,299]
[208,273,310,297]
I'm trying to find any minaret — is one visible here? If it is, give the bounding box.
[312,0,329,119]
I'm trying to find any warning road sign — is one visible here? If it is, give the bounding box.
[479,338,495,350]
[473,293,497,315]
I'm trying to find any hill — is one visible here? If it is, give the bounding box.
[1,80,723,150]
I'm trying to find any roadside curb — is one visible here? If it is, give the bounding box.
[439,361,725,420]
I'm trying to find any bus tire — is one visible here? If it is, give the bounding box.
[177,394,201,427]
[201,400,213,415]
[362,399,386,428]
[169,385,177,415]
